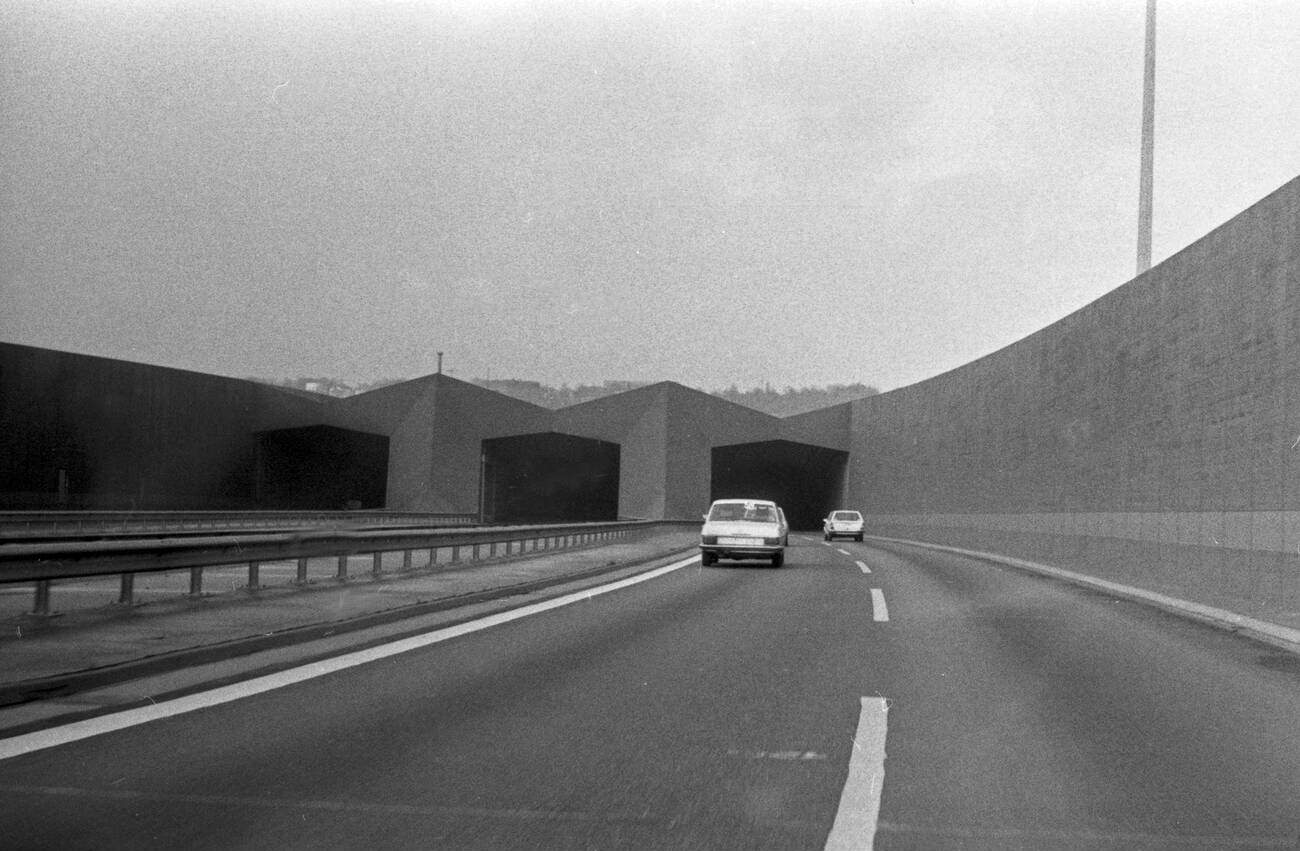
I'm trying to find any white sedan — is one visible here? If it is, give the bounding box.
[700,498,786,567]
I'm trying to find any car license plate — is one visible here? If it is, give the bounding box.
[718,536,758,545]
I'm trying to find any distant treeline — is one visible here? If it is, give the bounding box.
[252,376,878,416]
[708,382,879,416]
[248,376,409,398]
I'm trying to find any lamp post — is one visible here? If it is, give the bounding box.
[1136,0,1156,275]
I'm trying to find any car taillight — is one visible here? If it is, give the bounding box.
[764,537,781,545]
[701,535,717,545]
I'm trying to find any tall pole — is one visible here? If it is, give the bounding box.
[1136,0,1156,275]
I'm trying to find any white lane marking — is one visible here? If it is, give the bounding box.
[0,555,702,761]
[836,548,852,556]
[870,588,889,622]
[855,561,871,574]
[824,696,889,851]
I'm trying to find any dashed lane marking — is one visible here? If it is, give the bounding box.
[870,588,889,622]
[836,548,852,556]
[824,696,889,851]
[855,561,871,574]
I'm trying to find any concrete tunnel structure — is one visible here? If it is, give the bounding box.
[3,173,1299,565]
[0,346,856,526]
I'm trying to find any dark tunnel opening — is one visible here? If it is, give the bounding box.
[256,425,389,510]
[710,440,848,529]
[480,432,620,524]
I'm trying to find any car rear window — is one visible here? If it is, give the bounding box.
[710,503,776,522]
[832,511,862,520]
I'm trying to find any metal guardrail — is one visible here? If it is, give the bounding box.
[0,520,661,616]
[0,510,479,536]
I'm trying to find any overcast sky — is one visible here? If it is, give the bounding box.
[2,1,1297,392]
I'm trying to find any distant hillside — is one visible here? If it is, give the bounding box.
[471,379,878,415]
[710,383,879,416]
[245,376,408,397]
[470,379,652,409]
[250,375,878,415]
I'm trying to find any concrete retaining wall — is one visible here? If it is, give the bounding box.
[850,175,1300,624]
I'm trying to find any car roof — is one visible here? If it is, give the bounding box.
[711,498,776,506]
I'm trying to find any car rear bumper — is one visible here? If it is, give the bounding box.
[824,528,864,538]
[701,545,782,559]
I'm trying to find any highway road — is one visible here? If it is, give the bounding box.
[2,536,1298,849]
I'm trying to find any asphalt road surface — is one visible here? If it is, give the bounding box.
[2,536,1298,849]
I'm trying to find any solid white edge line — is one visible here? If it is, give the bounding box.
[855,560,871,574]
[0,554,702,761]
[870,588,889,622]
[824,696,889,851]
[863,534,1300,655]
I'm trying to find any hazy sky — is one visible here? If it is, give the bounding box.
[2,1,1297,392]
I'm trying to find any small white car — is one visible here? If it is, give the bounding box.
[823,509,864,542]
[700,498,786,567]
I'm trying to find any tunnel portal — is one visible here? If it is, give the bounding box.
[256,425,389,510]
[481,432,620,524]
[710,440,848,530]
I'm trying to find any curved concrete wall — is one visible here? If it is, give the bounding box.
[849,175,1300,623]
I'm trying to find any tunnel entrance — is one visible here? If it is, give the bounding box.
[256,425,389,510]
[710,440,848,530]
[480,432,620,524]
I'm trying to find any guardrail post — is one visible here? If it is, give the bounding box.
[451,545,460,563]
[429,547,439,567]
[337,555,349,581]
[472,544,481,561]
[372,552,383,577]
[189,568,203,597]
[32,580,51,616]
[402,550,412,571]
[248,561,260,590]
[296,557,309,584]
[118,573,135,605]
